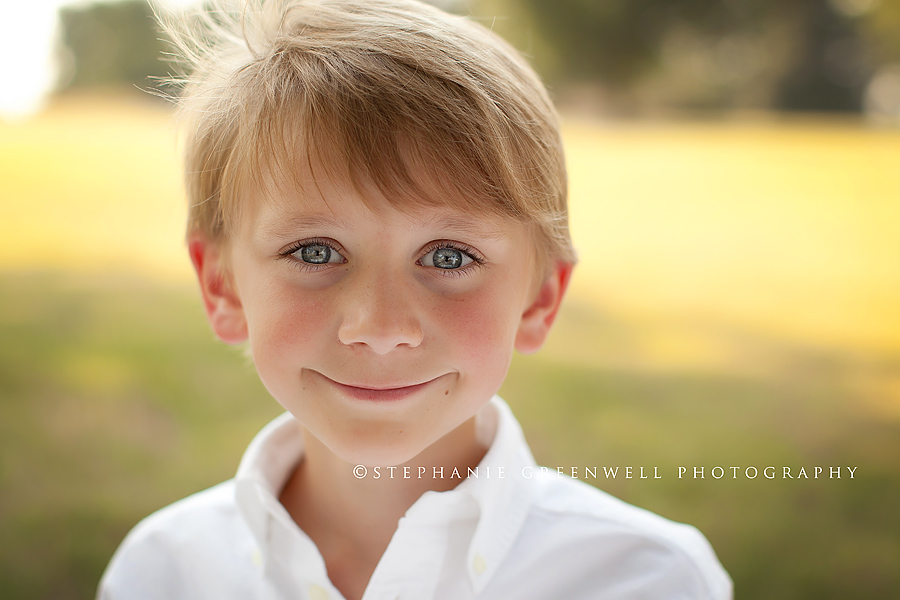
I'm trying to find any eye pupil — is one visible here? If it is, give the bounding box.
[433,247,463,269]
[300,245,331,264]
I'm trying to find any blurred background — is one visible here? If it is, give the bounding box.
[1,0,899,598]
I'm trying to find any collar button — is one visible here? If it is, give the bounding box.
[472,554,487,575]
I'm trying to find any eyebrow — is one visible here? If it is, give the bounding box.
[416,213,509,241]
[258,210,509,241]
[257,213,343,239]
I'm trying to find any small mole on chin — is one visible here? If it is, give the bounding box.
[444,389,449,395]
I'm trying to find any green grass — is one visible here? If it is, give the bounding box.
[0,271,898,599]
[0,271,279,600]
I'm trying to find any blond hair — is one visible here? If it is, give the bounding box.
[162,0,575,265]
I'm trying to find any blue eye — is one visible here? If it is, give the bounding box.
[292,243,344,264]
[422,246,474,269]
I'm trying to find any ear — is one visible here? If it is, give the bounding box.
[188,234,248,345]
[515,261,574,354]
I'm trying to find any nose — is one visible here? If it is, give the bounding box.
[337,266,424,354]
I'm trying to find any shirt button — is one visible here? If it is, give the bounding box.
[308,584,329,600]
[250,548,262,568]
[472,554,487,575]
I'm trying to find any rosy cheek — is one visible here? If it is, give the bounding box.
[252,283,331,356]
[434,288,516,367]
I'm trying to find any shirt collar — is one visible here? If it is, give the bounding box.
[233,396,536,594]
[234,412,311,574]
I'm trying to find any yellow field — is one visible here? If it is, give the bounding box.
[3,93,899,381]
[564,118,900,356]
[1,94,186,278]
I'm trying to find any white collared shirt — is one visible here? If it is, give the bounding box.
[98,397,732,599]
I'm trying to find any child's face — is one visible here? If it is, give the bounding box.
[194,166,567,467]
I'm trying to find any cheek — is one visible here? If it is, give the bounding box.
[245,281,333,370]
[433,284,523,374]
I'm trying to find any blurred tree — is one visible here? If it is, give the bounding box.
[775,0,870,112]
[861,0,900,61]
[501,0,899,112]
[58,0,169,91]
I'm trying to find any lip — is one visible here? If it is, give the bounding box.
[314,371,445,402]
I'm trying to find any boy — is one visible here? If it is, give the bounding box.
[99,0,732,598]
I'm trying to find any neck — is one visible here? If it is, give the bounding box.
[279,403,497,600]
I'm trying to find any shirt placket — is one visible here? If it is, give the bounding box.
[361,511,452,599]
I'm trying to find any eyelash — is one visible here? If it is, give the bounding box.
[277,238,485,276]
[278,237,346,272]
[418,240,485,278]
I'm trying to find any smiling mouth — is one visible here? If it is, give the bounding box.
[314,372,445,402]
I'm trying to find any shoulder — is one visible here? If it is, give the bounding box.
[111,480,248,556]
[509,473,733,600]
[98,481,261,600]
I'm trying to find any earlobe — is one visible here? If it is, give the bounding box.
[188,234,249,345]
[514,261,574,354]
